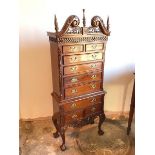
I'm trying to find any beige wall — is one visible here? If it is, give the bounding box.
[20,0,135,119]
[19,40,134,118]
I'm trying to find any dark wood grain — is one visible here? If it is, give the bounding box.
[64,62,103,76]
[47,10,110,151]
[63,45,84,53]
[64,72,102,88]
[64,103,103,123]
[65,81,102,98]
[63,52,103,65]
[61,94,103,112]
[86,43,104,51]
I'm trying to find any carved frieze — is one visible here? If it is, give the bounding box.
[49,35,108,43]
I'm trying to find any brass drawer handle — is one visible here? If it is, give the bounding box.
[70,46,76,51]
[90,98,96,102]
[91,107,96,112]
[92,44,97,49]
[71,88,77,94]
[72,114,77,119]
[70,66,77,72]
[71,103,77,109]
[91,74,96,79]
[70,56,77,62]
[71,77,78,83]
[90,64,96,68]
[92,54,97,60]
[91,84,96,89]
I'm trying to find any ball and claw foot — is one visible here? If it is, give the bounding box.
[60,144,66,151]
[53,132,59,138]
[98,129,104,135]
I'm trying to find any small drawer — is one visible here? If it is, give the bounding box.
[85,103,103,117]
[63,45,83,53]
[86,43,104,51]
[62,95,103,112]
[64,72,102,88]
[64,110,84,123]
[65,81,102,98]
[64,103,103,123]
[63,52,103,65]
[64,62,102,75]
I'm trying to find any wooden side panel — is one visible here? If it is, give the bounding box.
[50,42,60,96]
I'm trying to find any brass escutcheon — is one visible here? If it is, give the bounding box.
[90,98,97,102]
[72,114,77,119]
[91,84,96,89]
[70,66,77,72]
[71,103,77,109]
[70,56,77,62]
[71,77,78,83]
[92,44,97,49]
[90,64,96,68]
[91,74,96,79]
[71,89,77,93]
[70,46,76,51]
[92,54,97,60]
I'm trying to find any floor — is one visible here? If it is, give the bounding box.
[19,114,135,155]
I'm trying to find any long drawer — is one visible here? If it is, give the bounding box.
[64,103,103,123]
[64,72,102,88]
[65,81,102,98]
[63,52,103,65]
[62,95,103,112]
[64,62,103,76]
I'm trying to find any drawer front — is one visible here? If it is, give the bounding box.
[65,81,102,98]
[62,95,103,112]
[64,103,102,123]
[64,72,102,88]
[85,103,103,117]
[64,62,102,75]
[64,110,83,122]
[86,43,104,51]
[63,45,83,53]
[63,52,103,65]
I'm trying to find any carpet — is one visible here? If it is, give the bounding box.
[20,117,135,155]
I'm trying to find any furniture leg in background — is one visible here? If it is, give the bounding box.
[127,81,135,135]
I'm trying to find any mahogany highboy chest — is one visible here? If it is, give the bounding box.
[47,10,110,151]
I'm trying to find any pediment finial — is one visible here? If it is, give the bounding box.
[107,16,110,31]
[54,14,59,33]
[82,9,86,27]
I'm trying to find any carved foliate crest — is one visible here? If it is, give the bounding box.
[89,16,110,36]
[59,15,81,36]
[52,10,110,37]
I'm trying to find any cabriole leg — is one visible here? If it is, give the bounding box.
[98,113,106,135]
[52,113,60,138]
[60,127,66,151]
